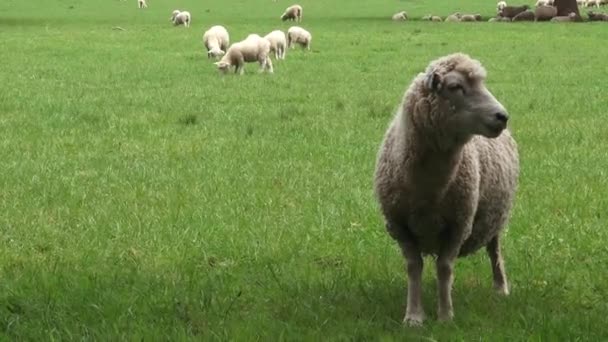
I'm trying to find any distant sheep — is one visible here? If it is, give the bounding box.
[138,0,147,9]
[214,34,273,75]
[374,53,519,326]
[460,14,482,21]
[203,25,230,59]
[281,4,303,22]
[392,11,408,21]
[264,30,287,60]
[512,10,535,20]
[586,0,601,7]
[534,5,557,21]
[173,11,191,27]
[497,1,508,11]
[499,5,530,18]
[287,26,312,50]
[445,12,462,21]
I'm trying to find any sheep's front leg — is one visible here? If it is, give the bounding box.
[266,57,273,73]
[486,236,509,295]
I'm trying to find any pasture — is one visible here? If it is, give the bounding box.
[1,0,608,340]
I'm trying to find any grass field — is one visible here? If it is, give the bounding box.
[1,0,608,340]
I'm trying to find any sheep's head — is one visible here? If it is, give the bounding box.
[170,10,180,21]
[208,48,225,59]
[214,61,231,73]
[423,53,509,139]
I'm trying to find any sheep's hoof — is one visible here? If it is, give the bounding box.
[403,312,425,327]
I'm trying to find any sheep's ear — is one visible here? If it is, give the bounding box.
[425,72,442,92]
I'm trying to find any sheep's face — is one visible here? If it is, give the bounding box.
[214,61,231,73]
[426,70,509,138]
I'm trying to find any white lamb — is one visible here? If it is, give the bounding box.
[264,30,287,60]
[497,1,507,11]
[281,4,303,22]
[203,25,230,59]
[214,34,273,75]
[173,11,191,28]
[170,10,181,22]
[287,26,312,50]
[138,0,147,9]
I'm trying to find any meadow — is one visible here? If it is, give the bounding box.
[1,0,608,340]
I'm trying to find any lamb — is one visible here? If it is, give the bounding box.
[499,5,530,18]
[138,0,147,9]
[534,5,558,21]
[170,10,180,22]
[588,10,608,20]
[287,26,312,50]
[281,4,303,22]
[392,11,408,21]
[203,25,230,59]
[497,1,508,11]
[512,10,535,20]
[214,34,273,75]
[264,30,287,60]
[373,53,519,326]
[172,11,191,28]
[445,12,462,21]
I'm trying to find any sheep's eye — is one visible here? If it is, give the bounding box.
[448,84,465,94]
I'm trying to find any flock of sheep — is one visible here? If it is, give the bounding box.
[137,1,311,75]
[392,0,608,22]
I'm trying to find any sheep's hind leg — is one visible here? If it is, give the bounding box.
[486,236,509,295]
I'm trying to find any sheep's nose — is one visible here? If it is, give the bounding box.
[495,112,509,123]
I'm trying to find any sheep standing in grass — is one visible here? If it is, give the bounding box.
[281,4,303,22]
[445,12,462,21]
[392,11,408,21]
[264,30,287,60]
[172,11,191,27]
[138,0,147,9]
[374,53,519,326]
[214,34,273,75]
[460,14,482,21]
[203,25,230,59]
[287,26,312,50]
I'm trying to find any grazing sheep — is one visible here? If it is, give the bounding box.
[173,11,191,27]
[534,5,558,20]
[170,10,180,22]
[373,53,519,326]
[460,14,482,21]
[497,1,508,11]
[203,25,230,59]
[392,11,408,21]
[138,0,147,8]
[588,10,608,20]
[445,12,462,21]
[287,26,312,50]
[281,4,303,22]
[214,34,273,75]
[586,0,601,7]
[264,30,287,60]
[423,15,442,21]
[499,5,530,18]
[512,10,535,20]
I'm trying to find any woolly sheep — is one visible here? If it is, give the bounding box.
[373,53,519,326]
[287,26,312,50]
[588,10,608,20]
[499,5,530,18]
[497,1,508,11]
[170,10,180,22]
[214,34,273,75]
[392,11,408,21]
[264,30,287,60]
[534,5,557,21]
[281,4,303,22]
[203,25,230,59]
[431,16,442,21]
[173,11,191,28]
[586,0,601,7]
[445,12,462,21]
[512,10,535,20]
[138,0,147,9]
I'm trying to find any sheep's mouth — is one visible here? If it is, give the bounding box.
[483,122,507,137]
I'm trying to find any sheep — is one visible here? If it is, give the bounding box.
[588,10,608,20]
[373,52,519,326]
[264,30,287,60]
[512,10,535,20]
[203,25,230,59]
[287,26,312,50]
[137,0,147,9]
[423,15,442,21]
[172,11,191,28]
[170,10,180,22]
[392,11,408,21]
[534,5,558,21]
[281,4,303,22]
[445,12,462,21]
[551,12,580,21]
[460,14,482,21]
[497,1,508,11]
[586,0,601,7]
[499,5,530,18]
[214,34,273,75]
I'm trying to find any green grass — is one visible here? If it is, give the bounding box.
[1,0,608,340]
